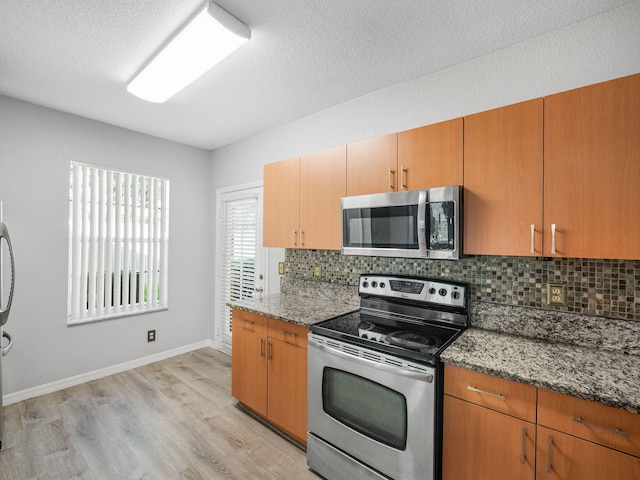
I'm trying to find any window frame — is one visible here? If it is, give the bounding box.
[67,162,170,325]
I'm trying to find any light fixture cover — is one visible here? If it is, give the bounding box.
[127,2,250,103]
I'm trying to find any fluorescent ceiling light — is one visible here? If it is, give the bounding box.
[127,2,250,103]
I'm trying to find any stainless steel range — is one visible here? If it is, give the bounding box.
[307,274,468,480]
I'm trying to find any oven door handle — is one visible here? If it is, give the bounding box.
[308,336,434,383]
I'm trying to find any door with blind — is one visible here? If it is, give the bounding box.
[215,183,264,355]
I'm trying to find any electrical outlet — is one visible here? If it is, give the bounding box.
[147,330,156,342]
[278,261,285,275]
[314,264,322,278]
[547,283,567,306]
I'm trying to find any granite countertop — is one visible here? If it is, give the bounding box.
[441,328,640,414]
[229,293,358,327]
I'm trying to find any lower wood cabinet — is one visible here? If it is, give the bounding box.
[231,309,309,445]
[443,395,535,480]
[443,365,640,480]
[536,425,640,480]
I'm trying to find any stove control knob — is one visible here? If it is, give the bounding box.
[362,334,368,339]
[379,282,385,289]
[438,288,448,297]
[428,287,436,295]
[362,281,369,288]
[451,291,461,300]
[371,281,378,288]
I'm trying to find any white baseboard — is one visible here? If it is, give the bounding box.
[3,340,216,406]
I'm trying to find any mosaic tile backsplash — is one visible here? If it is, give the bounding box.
[284,250,640,321]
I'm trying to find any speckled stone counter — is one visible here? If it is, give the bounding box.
[229,293,358,327]
[442,301,640,413]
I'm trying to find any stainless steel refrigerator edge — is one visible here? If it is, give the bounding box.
[0,201,17,450]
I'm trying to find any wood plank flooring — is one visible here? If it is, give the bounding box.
[0,348,319,480]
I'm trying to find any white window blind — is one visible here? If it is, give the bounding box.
[217,192,261,353]
[68,163,169,324]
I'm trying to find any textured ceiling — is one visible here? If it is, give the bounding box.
[0,0,633,150]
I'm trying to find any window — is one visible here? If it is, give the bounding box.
[215,184,264,354]
[68,163,169,324]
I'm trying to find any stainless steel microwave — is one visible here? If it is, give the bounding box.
[341,186,462,259]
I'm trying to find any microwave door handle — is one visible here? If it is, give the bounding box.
[0,222,15,326]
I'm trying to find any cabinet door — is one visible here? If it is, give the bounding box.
[299,146,346,250]
[263,157,300,248]
[346,133,398,195]
[544,73,640,259]
[464,99,543,256]
[231,323,268,417]
[267,338,308,444]
[397,118,463,190]
[443,395,535,480]
[536,425,640,480]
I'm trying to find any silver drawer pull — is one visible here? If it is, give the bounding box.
[467,385,506,401]
[240,319,255,325]
[280,330,297,338]
[520,428,526,464]
[572,417,628,437]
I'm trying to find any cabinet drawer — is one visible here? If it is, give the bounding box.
[232,309,268,336]
[268,318,309,349]
[444,365,537,423]
[537,388,640,457]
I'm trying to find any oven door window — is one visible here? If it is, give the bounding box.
[343,205,418,249]
[322,367,407,450]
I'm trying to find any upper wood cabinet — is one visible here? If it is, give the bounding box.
[346,119,463,196]
[263,146,346,250]
[346,133,398,196]
[299,146,346,250]
[463,99,544,256]
[263,156,300,248]
[397,117,463,189]
[543,73,640,259]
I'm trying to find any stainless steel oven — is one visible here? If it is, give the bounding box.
[307,274,468,480]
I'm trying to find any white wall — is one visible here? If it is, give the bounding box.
[0,97,212,398]
[209,1,640,307]
[210,2,640,176]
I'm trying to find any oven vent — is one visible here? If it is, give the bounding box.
[309,334,434,381]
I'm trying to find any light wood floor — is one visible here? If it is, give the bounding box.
[0,348,319,480]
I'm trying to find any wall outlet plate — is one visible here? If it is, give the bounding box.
[314,264,322,278]
[147,330,156,342]
[278,262,285,275]
[547,283,567,306]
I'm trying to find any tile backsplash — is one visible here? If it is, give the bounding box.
[284,250,640,321]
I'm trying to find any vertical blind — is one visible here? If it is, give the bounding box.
[68,163,169,324]
[218,195,259,352]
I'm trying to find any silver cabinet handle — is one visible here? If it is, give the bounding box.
[467,385,506,401]
[280,330,297,338]
[546,435,552,473]
[268,341,273,360]
[260,338,265,357]
[530,224,535,254]
[520,428,526,464]
[240,318,255,325]
[292,229,297,246]
[572,416,628,437]
[388,167,395,190]
[300,229,304,247]
[550,223,557,254]
[400,165,407,190]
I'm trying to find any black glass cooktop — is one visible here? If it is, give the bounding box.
[311,310,463,365]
